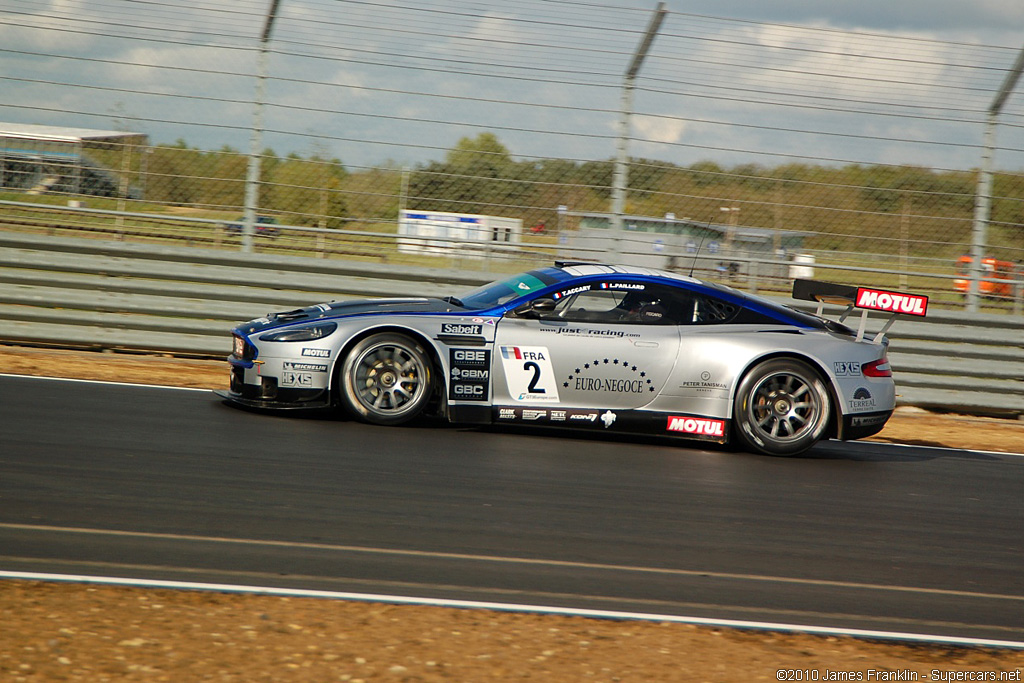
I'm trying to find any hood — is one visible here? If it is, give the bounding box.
[239,297,456,334]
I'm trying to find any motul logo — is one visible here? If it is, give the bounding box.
[855,288,928,316]
[666,416,725,436]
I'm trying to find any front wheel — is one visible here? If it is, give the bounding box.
[339,333,433,425]
[733,358,831,456]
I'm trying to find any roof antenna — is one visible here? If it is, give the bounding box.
[688,221,714,278]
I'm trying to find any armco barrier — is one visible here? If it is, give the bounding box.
[1,231,1021,416]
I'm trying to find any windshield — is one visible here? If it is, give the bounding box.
[454,268,568,310]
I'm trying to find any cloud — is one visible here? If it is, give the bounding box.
[634,115,687,145]
[2,0,1022,173]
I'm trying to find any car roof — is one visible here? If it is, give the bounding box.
[546,262,835,330]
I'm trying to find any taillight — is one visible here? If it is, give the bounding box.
[862,357,892,377]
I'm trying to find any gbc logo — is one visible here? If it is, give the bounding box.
[453,384,485,397]
[453,350,487,363]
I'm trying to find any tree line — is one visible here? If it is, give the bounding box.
[133,133,1022,257]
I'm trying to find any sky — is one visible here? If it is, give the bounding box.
[1,0,1023,173]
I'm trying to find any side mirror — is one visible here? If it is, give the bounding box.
[513,297,556,318]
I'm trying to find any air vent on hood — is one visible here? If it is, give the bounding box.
[271,309,308,322]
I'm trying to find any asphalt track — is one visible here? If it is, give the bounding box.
[1,374,1022,643]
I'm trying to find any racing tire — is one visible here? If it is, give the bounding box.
[732,358,831,456]
[339,333,433,426]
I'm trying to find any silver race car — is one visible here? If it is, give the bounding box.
[216,263,928,456]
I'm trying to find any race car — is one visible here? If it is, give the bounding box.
[216,262,927,456]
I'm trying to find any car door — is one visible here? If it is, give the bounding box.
[492,281,681,411]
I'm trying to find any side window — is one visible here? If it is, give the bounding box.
[693,294,739,324]
[549,290,627,323]
[519,282,742,325]
[546,284,695,325]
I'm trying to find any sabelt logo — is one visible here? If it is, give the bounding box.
[441,323,482,335]
[855,288,928,316]
[666,416,725,437]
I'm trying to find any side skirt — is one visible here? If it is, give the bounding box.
[488,406,730,444]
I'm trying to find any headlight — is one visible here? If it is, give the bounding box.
[231,334,256,361]
[259,322,337,342]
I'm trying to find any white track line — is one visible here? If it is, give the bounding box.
[2,570,1022,650]
[3,522,1022,604]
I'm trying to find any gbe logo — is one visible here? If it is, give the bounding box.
[453,350,487,363]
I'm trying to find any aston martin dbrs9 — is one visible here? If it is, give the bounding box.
[217,263,927,456]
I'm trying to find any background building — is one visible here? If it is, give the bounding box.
[0,123,148,199]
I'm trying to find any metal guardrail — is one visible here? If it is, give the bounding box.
[1,231,1021,416]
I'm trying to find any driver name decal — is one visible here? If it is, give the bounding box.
[499,346,560,403]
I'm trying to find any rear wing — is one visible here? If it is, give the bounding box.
[792,279,928,343]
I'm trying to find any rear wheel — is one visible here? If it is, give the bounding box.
[339,333,433,425]
[733,358,830,456]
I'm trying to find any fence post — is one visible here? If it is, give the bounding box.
[242,0,282,254]
[609,3,666,263]
[967,44,1024,312]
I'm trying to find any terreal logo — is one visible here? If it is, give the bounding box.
[667,416,726,437]
[850,387,877,412]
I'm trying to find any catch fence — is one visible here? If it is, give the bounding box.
[1,3,1023,314]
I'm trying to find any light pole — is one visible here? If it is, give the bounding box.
[242,0,282,253]
[966,43,1024,312]
[609,2,667,263]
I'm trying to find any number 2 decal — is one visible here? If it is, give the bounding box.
[524,361,545,394]
[499,346,560,403]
